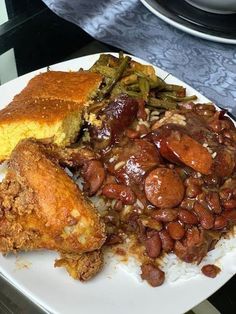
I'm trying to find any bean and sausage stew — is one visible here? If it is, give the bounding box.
[75,54,236,286]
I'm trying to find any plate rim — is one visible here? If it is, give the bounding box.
[140,0,236,44]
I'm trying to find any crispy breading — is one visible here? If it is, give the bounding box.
[0,139,106,254]
[55,250,103,281]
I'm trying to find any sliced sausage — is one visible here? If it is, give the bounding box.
[145,168,185,208]
[90,95,139,150]
[115,139,161,185]
[152,127,213,175]
[141,264,165,287]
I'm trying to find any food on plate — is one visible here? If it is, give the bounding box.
[0,53,235,286]
[0,71,102,161]
[0,139,105,279]
[55,250,103,281]
[85,54,236,285]
[201,264,221,278]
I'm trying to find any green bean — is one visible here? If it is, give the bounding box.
[92,65,116,78]
[97,56,131,100]
[160,94,197,102]
[134,71,166,90]
[149,78,166,90]
[158,91,177,97]
[148,98,177,110]
[122,74,138,85]
[88,101,108,114]
[124,90,142,98]
[111,82,127,97]
[164,84,185,92]
[119,51,124,60]
[127,84,140,91]
[139,77,150,101]
[89,54,110,71]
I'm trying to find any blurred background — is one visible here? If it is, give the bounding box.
[0,0,114,85]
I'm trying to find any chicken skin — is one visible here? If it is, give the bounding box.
[0,139,106,279]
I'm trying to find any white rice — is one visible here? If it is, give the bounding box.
[138,119,150,128]
[161,230,236,283]
[212,152,217,159]
[114,161,126,170]
[113,227,236,284]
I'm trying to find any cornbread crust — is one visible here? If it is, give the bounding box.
[0,71,102,160]
[13,71,102,103]
[0,98,81,124]
[0,139,106,253]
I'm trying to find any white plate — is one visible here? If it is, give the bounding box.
[140,0,236,44]
[0,53,235,314]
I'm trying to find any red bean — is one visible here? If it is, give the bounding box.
[167,222,185,240]
[137,99,148,120]
[178,209,198,225]
[185,177,203,187]
[102,183,136,205]
[193,202,214,230]
[203,175,220,188]
[159,230,174,252]
[220,188,233,201]
[206,191,221,214]
[201,264,221,278]
[145,168,185,208]
[82,160,105,196]
[213,149,235,178]
[114,200,123,211]
[180,198,195,210]
[222,210,236,224]
[174,227,209,264]
[125,129,139,139]
[144,231,162,258]
[105,234,123,245]
[214,215,227,229]
[222,199,236,210]
[141,264,165,287]
[186,185,202,198]
[151,208,178,222]
[138,124,149,135]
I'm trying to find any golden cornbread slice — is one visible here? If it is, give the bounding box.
[0,71,102,161]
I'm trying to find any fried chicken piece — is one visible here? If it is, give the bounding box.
[0,138,106,255]
[55,250,103,281]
